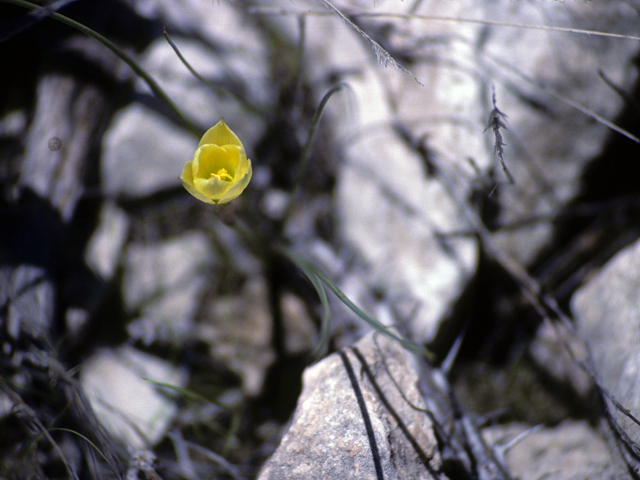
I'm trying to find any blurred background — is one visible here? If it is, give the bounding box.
[2,1,640,478]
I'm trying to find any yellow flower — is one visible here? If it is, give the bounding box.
[180,119,253,204]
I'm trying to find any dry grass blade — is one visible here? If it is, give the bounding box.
[0,379,80,480]
[544,87,640,144]
[319,0,423,86]
[166,432,247,480]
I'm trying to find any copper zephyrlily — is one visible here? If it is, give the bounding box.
[180,119,252,204]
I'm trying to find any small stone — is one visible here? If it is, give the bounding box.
[0,109,27,137]
[21,74,105,220]
[81,346,187,449]
[528,320,592,398]
[281,292,317,355]
[572,238,640,470]
[261,189,289,220]
[484,421,619,480]
[85,201,130,281]
[65,307,90,337]
[198,278,275,397]
[1,265,55,341]
[123,232,214,344]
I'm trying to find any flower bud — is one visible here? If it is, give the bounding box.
[180,119,252,204]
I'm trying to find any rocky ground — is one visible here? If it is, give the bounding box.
[2,1,640,479]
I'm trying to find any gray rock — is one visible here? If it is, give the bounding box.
[133,0,270,107]
[136,37,225,128]
[101,104,195,199]
[258,333,446,480]
[306,239,408,350]
[197,278,276,397]
[1,265,55,341]
[85,201,130,281]
[484,420,620,480]
[21,74,105,221]
[81,346,187,449]
[488,0,640,264]
[528,320,593,399]
[61,34,133,84]
[572,238,640,473]
[136,36,266,144]
[123,232,214,345]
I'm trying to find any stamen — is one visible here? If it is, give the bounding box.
[210,168,233,181]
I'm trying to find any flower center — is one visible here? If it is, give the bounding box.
[210,168,233,182]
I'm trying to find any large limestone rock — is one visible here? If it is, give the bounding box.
[258,333,446,480]
[572,238,640,473]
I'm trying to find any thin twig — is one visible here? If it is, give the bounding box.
[543,87,640,144]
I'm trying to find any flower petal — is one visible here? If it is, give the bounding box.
[194,175,234,201]
[180,161,195,185]
[198,119,243,149]
[180,162,216,203]
[220,145,243,175]
[193,144,227,179]
[233,147,248,177]
[217,160,253,204]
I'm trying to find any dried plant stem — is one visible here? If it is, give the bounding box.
[249,7,640,42]
[543,87,640,144]
[485,88,514,184]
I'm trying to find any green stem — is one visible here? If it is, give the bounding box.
[277,246,434,361]
[163,27,262,116]
[283,83,347,224]
[3,0,200,137]
[307,260,434,360]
